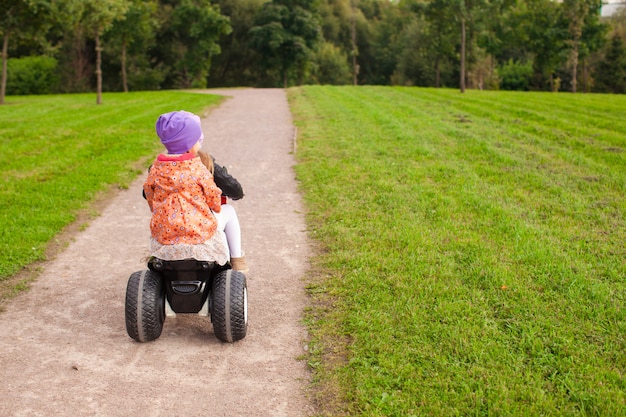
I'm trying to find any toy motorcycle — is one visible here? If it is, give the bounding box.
[125,257,248,343]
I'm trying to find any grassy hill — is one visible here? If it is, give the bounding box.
[0,91,223,290]
[289,86,626,416]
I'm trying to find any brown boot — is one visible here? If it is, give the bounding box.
[230,255,249,274]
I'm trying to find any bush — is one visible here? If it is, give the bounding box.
[127,63,168,91]
[310,42,352,85]
[5,56,60,95]
[498,59,533,91]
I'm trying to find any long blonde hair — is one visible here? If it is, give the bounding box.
[197,150,214,175]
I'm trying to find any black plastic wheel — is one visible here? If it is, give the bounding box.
[125,269,165,342]
[211,269,248,342]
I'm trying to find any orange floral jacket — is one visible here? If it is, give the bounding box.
[143,153,222,245]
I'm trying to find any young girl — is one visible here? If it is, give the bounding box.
[143,110,229,266]
[198,150,248,273]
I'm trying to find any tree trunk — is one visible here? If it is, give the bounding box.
[1,31,9,105]
[351,1,358,86]
[72,27,90,92]
[219,57,231,82]
[121,36,128,93]
[460,17,466,93]
[582,58,588,92]
[550,73,554,92]
[96,32,103,104]
[435,55,440,88]
[571,41,578,93]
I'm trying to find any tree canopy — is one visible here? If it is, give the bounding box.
[249,1,322,87]
[1,0,625,101]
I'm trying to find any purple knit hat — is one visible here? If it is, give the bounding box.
[155,110,203,154]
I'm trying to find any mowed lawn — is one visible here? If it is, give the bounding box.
[289,86,625,416]
[0,91,223,287]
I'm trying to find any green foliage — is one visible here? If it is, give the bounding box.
[46,0,129,95]
[155,0,231,88]
[594,34,626,93]
[208,0,266,87]
[399,0,457,88]
[125,61,167,91]
[0,0,37,36]
[0,91,223,282]
[249,1,322,87]
[506,0,568,89]
[310,41,351,85]
[393,18,442,87]
[317,0,353,50]
[291,86,626,416]
[5,56,60,94]
[3,0,626,91]
[81,0,129,33]
[104,0,160,92]
[498,58,533,90]
[561,0,607,91]
[360,1,408,85]
[0,0,50,103]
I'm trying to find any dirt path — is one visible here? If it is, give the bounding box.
[0,89,314,417]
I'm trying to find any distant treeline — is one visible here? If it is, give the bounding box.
[2,0,626,97]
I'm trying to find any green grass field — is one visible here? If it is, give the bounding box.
[0,91,223,287]
[289,86,626,416]
[1,87,624,415]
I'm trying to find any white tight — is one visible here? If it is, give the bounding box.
[214,204,242,258]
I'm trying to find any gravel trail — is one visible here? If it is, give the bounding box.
[0,88,314,417]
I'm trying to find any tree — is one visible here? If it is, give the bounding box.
[517,0,568,90]
[341,0,405,85]
[314,0,363,85]
[460,0,467,92]
[0,0,41,104]
[594,34,626,93]
[209,0,266,87]
[82,0,130,103]
[310,41,352,84]
[563,0,595,92]
[473,0,518,89]
[420,0,458,87]
[50,0,128,101]
[411,0,489,92]
[107,0,159,92]
[524,0,567,91]
[52,0,91,93]
[155,0,231,89]
[393,16,443,87]
[365,1,407,85]
[249,1,322,87]
[350,0,358,84]
[575,0,607,92]
[456,0,493,93]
